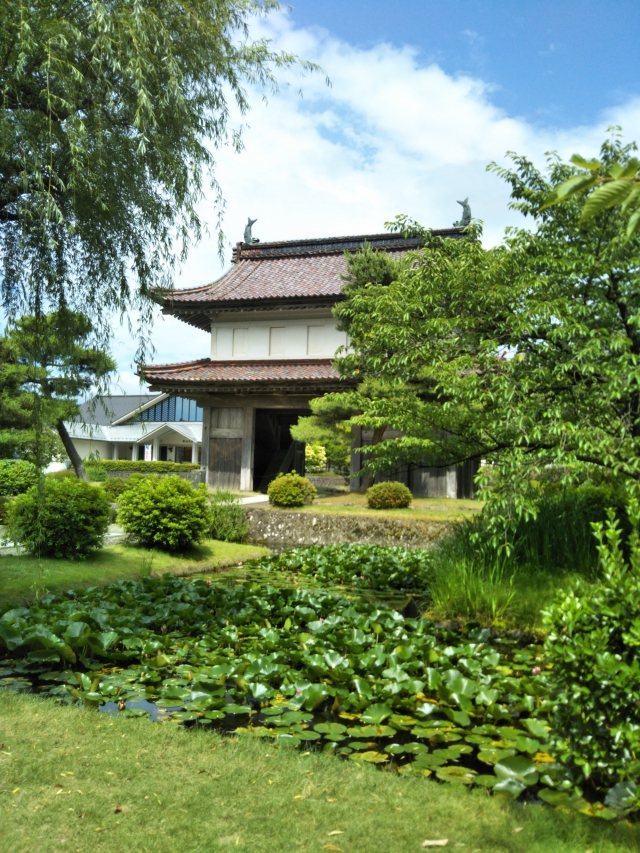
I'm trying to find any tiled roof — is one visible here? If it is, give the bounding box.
[73,394,159,426]
[162,229,464,315]
[141,358,343,385]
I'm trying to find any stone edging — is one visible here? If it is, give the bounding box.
[246,508,450,551]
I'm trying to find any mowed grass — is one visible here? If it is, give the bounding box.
[264,493,481,522]
[0,693,637,853]
[0,540,269,607]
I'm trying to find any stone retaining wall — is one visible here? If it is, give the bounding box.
[246,508,450,551]
[306,475,349,490]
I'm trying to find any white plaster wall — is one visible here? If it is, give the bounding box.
[72,438,113,461]
[210,317,347,360]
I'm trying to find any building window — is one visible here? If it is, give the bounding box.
[269,326,286,356]
[232,328,248,357]
[138,395,203,423]
[307,325,326,356]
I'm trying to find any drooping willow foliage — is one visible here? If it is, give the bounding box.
[0,0,318,353]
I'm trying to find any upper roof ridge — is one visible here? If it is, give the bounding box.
[230,228,463,262]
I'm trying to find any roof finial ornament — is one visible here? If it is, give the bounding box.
[453,198,471,228]
[244,217,259,245]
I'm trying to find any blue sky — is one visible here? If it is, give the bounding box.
[288,0,640,128]
[111,1,640,390]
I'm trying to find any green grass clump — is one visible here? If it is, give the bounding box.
[0,540,269,606]
[1,692,636,853]
[426,485,628,628]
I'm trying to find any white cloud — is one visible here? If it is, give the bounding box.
[107,11,640,391]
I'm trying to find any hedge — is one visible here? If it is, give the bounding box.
[86,460,200,472]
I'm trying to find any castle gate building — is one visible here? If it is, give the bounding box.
[142,228,476,496]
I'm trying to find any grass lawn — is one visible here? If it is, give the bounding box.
[263,493,481,522]
[1,692,636,853]
[0,540,269,607]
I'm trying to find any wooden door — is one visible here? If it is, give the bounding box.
[209,437,242,490]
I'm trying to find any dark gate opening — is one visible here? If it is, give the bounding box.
[253,410,306,492]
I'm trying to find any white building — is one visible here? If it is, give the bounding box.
[66,393,203,463]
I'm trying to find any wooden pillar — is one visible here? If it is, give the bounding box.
[445,465,457,500]
[240,406,255,492]
[201,406,212,485]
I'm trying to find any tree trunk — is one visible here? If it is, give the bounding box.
[360,425,387,491]
[56,419,89,481]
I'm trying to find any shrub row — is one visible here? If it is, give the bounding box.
[87,459,200,472]
[5,474,249,557]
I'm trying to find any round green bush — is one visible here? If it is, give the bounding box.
[46,468,77,479]
[103,477,133,500]
[366,481,412,509]
[0,459,39,496]
[117,475,210,551]
[543,516,640,810]
[6,478,110,559]
[209,490,249,543]
[267,473,316,507]
[85,465,107,482]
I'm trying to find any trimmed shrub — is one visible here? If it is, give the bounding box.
[46,468,77,479]
[0,495,11,523]
[209,490,249,543]
[102,477,133,500]
[267,473,316,507]
[89,459,199,472]
[366,481,412,509]
[543,512,640,811]
[117,475,210,551]
[85,465,107,482]
[0,459,39,496]
[305,444,327,474]
[6,478,110,559]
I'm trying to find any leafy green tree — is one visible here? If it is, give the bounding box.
[542,128,640,238]
[1,311,116,479]
[332,138,640,522]
[0,336,62,464]
[0,0,314,332]
[292,245,406,483]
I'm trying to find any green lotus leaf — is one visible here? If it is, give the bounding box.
[203,710,225,720]
[296,730,321,741]
[361,703,393,725]
[313,722,347,735]
[475,688,499,706]
[477,748,517,765]
[224,703,252,714]
[473,774,498,788]
[170,711,201,721]
[349,751,388,763]
[435,766,477,784]
[416,702,440,717]
[494,756,539,787]
[493,778,526,798]
[384,743,407,755]
[522,718,549,739]
[515,736,541,754]
[444,709,471,726]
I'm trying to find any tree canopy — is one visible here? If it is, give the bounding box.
[0,0,314,341]
[332,137,640,520]
[0,311,115,478]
